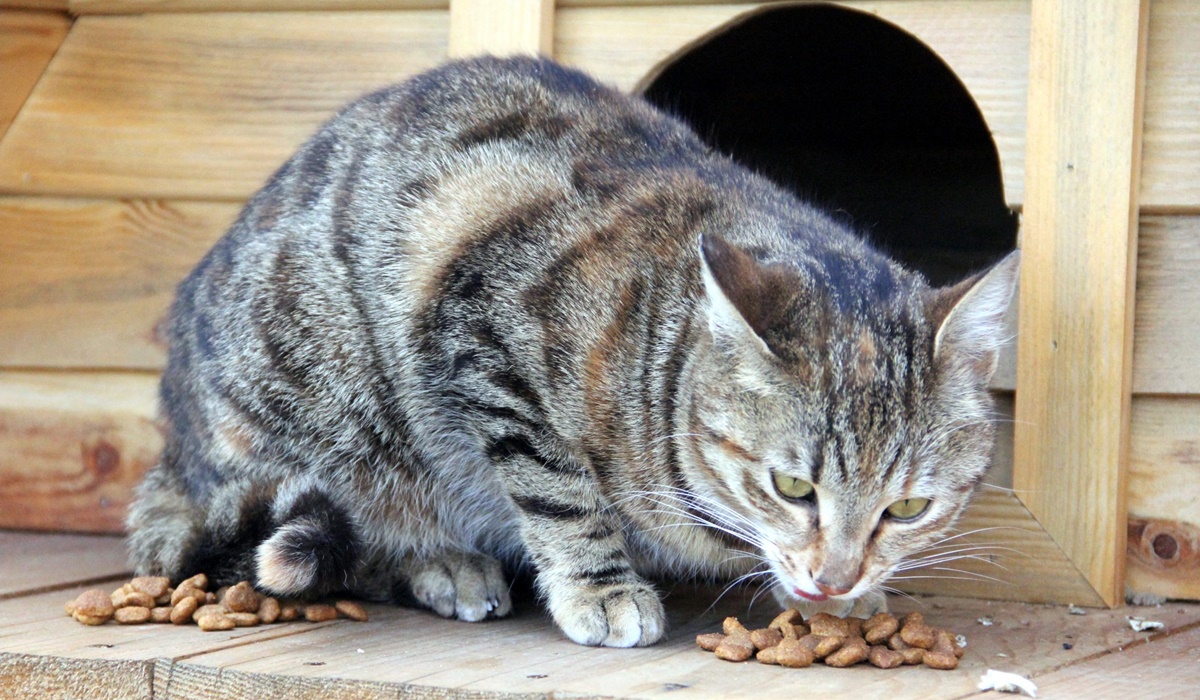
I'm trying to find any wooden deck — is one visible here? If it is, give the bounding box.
[3,531,1198,700]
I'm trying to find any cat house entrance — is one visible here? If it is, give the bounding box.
[638,3,1018,286]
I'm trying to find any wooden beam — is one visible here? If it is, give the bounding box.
[0,370,160,533]
[449,0,553,58]
[0,9,70,143]
[1013,0,1150,607]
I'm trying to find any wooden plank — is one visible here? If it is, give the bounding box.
[0,9,70,143]
[1005,623,1200,700]
[69,0,445,12]
[1126,396,1200,601]
[0,532,128,598]
[0,198,235,370]
[0,655,151,700]
[0,11,448,200]
[0,370,160,533]
[1131,216,1200,393]
[449,0,554,58]
[0,1,68,9]
[1012,0,1150,607]
[156,590,1200,698]
[1141,0,1200,212]
[557,1,1031,208]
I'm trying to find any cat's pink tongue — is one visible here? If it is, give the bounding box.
[794,588,829,602]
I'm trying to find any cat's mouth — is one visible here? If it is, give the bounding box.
[792,587,829,603]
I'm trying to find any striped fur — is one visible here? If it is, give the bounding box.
[127,57,1018,647]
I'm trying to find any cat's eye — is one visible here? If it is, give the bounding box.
[885,497,931,521]
[772,473,814,501]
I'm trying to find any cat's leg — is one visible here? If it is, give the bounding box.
[126,462,204,578]
[488,436,666,647]
[391,551,512,622]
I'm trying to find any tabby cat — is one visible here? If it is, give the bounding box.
[127,56,1019,648]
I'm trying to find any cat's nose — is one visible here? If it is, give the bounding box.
[813,578,854,597]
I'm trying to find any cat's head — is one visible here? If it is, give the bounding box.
[685,233,1019,605]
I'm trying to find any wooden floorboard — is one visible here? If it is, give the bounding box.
[3,532,1199,699]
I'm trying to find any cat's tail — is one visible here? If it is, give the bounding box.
[253,484,361,596]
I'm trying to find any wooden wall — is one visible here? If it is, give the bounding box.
[0,0,1195,602]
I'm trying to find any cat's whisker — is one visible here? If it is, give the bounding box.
[888,573,1015,587]
[900,546,1022,567]
[878,584,924,608]
[896,554,1012,575]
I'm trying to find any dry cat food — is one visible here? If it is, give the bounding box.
[696,610,966,670]
[65,574,368,631]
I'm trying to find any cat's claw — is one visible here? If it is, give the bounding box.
[406,552,512,622]
[548,578,666,647]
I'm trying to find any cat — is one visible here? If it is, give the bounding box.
[127,55,1019,648]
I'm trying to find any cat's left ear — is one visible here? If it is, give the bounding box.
[698,233,792,357]
[930,251,1021,375]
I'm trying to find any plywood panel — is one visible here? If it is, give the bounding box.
[0,532,128,598]
[0,370,160,533]
[0,11,448,200]
[448,0,553,58]
[557,1,1031,208]
[69,0,445,11]
[1013,0,1148,608]
[0,198,236,370]
[0,9,70,142]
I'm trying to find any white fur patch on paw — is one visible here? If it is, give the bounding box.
[548,579,666,648]
[255,521,320,595]
[405,552,512,622]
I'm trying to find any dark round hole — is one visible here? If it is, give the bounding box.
[641,3,1018,285]
[1152,532,1179,561]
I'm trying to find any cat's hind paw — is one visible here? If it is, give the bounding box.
[547,578,666,647]
[404,552,512,622]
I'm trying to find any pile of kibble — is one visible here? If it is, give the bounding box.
[64,574,368,631]
[696,610,965,670]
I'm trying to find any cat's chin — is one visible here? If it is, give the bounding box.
[771,586,887,619]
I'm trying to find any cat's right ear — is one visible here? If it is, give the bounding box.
[698,233,789,357]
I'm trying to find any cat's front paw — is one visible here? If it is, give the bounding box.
[546,577,666,647]
[404,552,512,622]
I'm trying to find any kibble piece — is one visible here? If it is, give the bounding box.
[70,590,115,626]
[924,630,961,670]
[941,630,967,659]
[278,601,303,622]
[799,634,844,659]
[181,573,208,591]
[750,627,783,651]
[129,576,170,600]
[868,645,904,669]
[863,613,899,644]
[170,583,204,606]
[825,637,870,667]
[808,613,852,638]
[196,612,235,631]
[155,590,174,606]
[170,597,199,625]
[258,597,281,624]
[722,616,750,636]
[773,637,815,668]
[756,645,780,665]
[227,612,261,627]
[714,635,755,662]
[305,603,339,622]
[696,632,726,651]
[224,582,261,613]
[112,589,156,609]
[335,600,369,622]
[900,619,936,650]
[150,607,173,623]
[899,647,926,665]
[769,608,803,630]
[114,606,152,624]
[776,621,803,640]
[192,604,229,622]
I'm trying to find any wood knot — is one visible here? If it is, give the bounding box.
[85,439,121,477]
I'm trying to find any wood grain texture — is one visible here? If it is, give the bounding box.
[0,1,68,9]
[1131,216,1200,393]
[1126,396,1200,601]
[0,9,70,142]
[0,11,448,200]
[448,0,553,58]
[0,655,151,700]
[1012,0,1149,608]
[69,0,446,12]
[0,370,160,533]
[0,532,128,598]
[1141,0,1200,212]
[558,1,1031,208]
[1012,623,1200,700]
[0,198,236,370]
